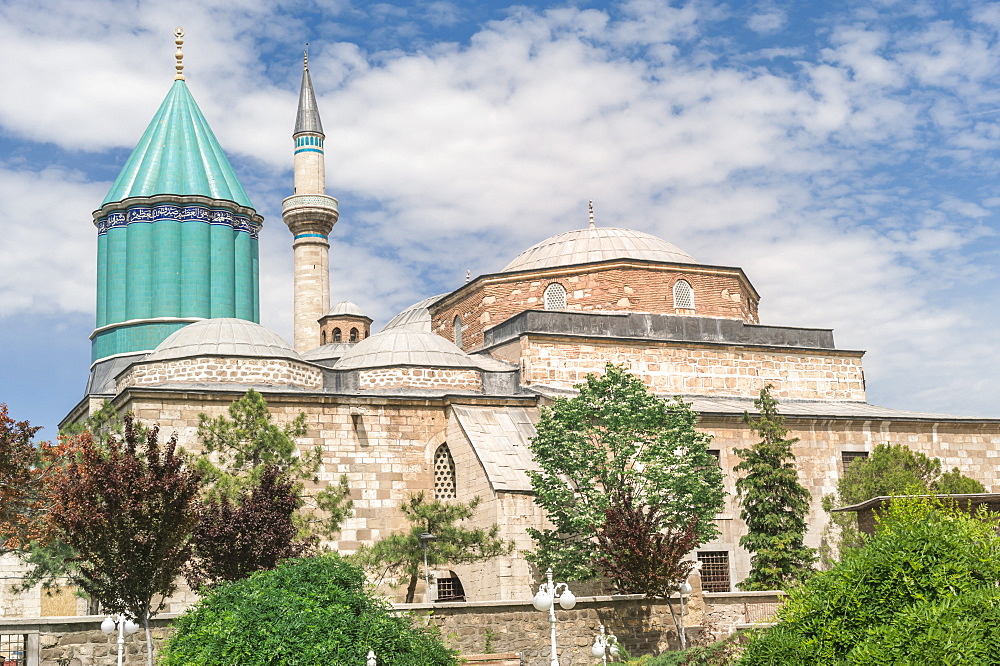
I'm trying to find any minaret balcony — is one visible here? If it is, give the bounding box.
[282,194,340,233]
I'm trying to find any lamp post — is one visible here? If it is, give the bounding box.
[417,532,437,602]
[100,614,140,666]
[678,580,693,650]
[366,650,377,666]
[590,624,619,664]
[533,567,577,666]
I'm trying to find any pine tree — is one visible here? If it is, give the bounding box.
[734,385,814,590]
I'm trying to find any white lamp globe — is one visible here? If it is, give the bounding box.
[100,617,116,635]
[591,640,605,658]
[558,589,576,609]
[124,619,140,635]
[532,591,553,611]
[679,581,693,595]
[610,644,620,656]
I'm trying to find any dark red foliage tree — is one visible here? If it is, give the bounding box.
[595,486,701,647]
[48,415,201,666]
[0,404,69,552]
[184,464,314,590]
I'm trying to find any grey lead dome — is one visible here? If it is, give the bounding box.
[145,319,301,362]
[502,226,698,273]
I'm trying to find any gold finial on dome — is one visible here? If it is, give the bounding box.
[588,200,596,228]
[174,27,185,80]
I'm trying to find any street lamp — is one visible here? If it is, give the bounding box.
[417,532,437,602]
[533,567,577,666]
[366,650,377,666]
[101,614,140,666]
[678,579,693,650]
[590,624,619,664]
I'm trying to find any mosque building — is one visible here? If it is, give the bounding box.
[54,32,1000,607]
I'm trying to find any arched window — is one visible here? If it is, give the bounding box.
[453,315,463,347]
[333,328,342,343]
[673,279,694,309]
[544,283,566,310]
[433,443,457,500]
[321,331,327,345]
[350,328,359,342]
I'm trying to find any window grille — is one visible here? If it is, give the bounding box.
[436,573,466,601]
[544,283,566,310]
[698,551,731,592]
[454,316,463,347]
[0,634,27,666]
[434,444,457,500]
[333,328,342,343]
[673,280,694,309]
[841,451,869,473]
[706,449,721,465]
[350,328,359,342]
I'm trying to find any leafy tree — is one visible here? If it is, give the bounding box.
[734,385,814,590]
[48,415,202,666]
[184,464,315,590]
[740,498,1000,665]
[527,364,724,582]
[196,389,352,539]
[352,492,511,603]
[821,443,985,566]
[160,554,459,666]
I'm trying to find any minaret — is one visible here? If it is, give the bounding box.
[91,28,263,364]
[282,48,339,351]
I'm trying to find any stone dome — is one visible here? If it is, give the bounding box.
[145,319,300,362]
[502,227,698,273]
[324,300,369,318]
[381,294,446,333]
[334,328,509,371]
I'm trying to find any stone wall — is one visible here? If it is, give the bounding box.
[0,592,781,666]
[432,262,759,352]
[520,338,866,401]
[358,367,482,391]
[116,357,323,392]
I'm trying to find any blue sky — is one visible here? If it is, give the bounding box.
[3,0,1000,438]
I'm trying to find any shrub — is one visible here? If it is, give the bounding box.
[740,498,1000,665]
[159,554,458,666]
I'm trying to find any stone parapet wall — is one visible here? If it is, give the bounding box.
[0,593,781,666]
[116,356,323,392]
[522,339,866,401]
[358,367,482,391]
[432,263,759,352]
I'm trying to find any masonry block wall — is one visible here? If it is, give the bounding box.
[116,357,323,392]
[518,338,867,401]
[432,262,760,352]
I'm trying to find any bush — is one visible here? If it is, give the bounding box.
[740,498,1000,665]
[159,554,458,666]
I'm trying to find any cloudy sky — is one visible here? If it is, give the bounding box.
[3,0,1000,437]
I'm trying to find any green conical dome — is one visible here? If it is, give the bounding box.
[103,80,253,207]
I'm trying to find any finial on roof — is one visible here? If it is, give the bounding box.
[174,27,185,80]
[465,269,471,283]
[588,200,595,228]
[294,46,324,137]
[304,43,309,70]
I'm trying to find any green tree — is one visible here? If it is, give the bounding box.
[196,389,352,539]
[526,363,724,582]
[740,498,1000,665]
[48,415,202,666]
[160,554,458,666]
[734,385,814,590]
[352,492,511,603]
[821,443,985,566]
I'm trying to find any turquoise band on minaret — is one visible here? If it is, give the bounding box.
[91,38,263,363]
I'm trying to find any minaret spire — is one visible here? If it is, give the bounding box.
[283,48,339,351]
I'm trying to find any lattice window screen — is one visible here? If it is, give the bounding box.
[434,444,457,500]
[698,551,731,592]
[673,280,694,309]
[544,283,566,310]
